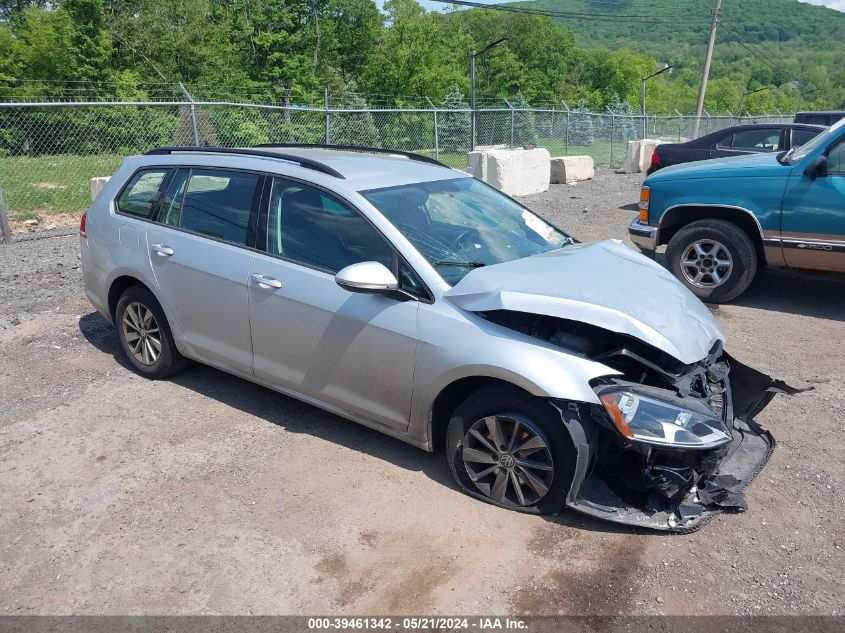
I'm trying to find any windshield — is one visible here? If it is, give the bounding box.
[787,117,845,164]
[362,177,574,284]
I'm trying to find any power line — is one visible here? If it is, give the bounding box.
[717,20,780,75]
[425,0,702,24]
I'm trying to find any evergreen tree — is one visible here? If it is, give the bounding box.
[512,91,538,147]
[569,99,595,146]
[330,79,379,145]
[607,93,638,141]
[440,84,469,153]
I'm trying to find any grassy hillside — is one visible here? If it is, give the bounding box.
[511,0,845,110]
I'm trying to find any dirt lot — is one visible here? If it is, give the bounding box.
[1,171,843,616]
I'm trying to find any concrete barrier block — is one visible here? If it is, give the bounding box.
[622,139,665,173]
[90,176,110,200]
[550,155,594,184]
[466,150,486,179]
[468,148,550,196]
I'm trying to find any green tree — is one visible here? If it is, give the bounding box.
[62,0,111,85]
[511,91,538,146]
[607,93,638,140]
[361,0,473,100]
[440,84,469,153]
[330,79,378,145]
[569,99,595,147]
[0,24,21,87]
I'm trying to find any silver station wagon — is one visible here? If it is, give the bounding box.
[81,145,799,532]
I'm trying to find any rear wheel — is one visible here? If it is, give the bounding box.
[445,386,576,515]
[666,218,758,303]
[115,285,187,379]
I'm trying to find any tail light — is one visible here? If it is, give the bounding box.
[650,148,660,166]
[80,211,87,238]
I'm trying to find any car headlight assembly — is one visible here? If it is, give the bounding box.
[598,389,732,450]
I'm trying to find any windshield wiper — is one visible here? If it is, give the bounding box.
[778,148,795,165]
[434,260,487,268]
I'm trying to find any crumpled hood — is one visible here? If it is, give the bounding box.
[445,240,725,365]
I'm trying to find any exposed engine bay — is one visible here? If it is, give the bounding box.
[479,310,803,532]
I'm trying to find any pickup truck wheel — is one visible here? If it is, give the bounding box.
[666,219,757,303]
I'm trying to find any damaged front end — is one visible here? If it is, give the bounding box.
[563,345,801,532]
[479,310,802,532]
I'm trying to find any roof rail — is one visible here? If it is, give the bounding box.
[144,146,345,179]
[253,144,451,168]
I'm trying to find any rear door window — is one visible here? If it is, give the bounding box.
[177,169,260,246]
[116,169,169,219]
[731,128,780,151]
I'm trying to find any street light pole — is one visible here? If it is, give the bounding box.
[640,64,672,139]
[470,37,507,150]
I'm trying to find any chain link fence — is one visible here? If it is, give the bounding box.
[0,100,794,222]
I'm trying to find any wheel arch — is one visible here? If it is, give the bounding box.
[658,205,767,264]
[428,376,545,451]
[108,275,151,322]
[106,274,183,350]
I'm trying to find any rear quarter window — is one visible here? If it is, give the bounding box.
[116,169,169,219]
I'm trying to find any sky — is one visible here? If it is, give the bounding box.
[802,0,845,10]
[397,0,845,12]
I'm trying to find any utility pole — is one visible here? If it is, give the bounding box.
[693,0,721,139]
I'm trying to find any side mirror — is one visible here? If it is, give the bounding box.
[335,261,399,295]
[804,155,828,179]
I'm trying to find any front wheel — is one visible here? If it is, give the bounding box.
[666,219,758,303]
[445,386,576,515]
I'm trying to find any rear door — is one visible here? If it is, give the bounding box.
[247,176,420,430]
[711,127,782,160]
[781,136,845,272]
[146,167,263,374]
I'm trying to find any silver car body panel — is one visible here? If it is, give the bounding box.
[445,239,725,365]
[83,152,628,446]
[83,153,724,427]
[81,148,796,532]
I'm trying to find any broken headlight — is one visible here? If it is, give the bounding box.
[598,389,732,449]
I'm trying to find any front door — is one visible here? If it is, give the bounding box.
[146,167,263,374]
[248,177,419,429]
[781,137,845,272]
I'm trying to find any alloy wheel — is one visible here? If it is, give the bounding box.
[680,239,734,288]
[122,301,162,366]
[462,415,555,507]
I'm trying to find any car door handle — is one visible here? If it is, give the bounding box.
[151,244,174,257]
[251,273,283,289]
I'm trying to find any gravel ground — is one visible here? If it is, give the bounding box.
[1,170,843,616]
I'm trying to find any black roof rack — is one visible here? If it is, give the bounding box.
[253,143,451,168]
[144,146,345,179]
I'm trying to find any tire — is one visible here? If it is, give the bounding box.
[445,386,577,515]
[115,285,188,379]
[666,218,758,303]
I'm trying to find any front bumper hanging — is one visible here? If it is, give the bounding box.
[557,356,804,533]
